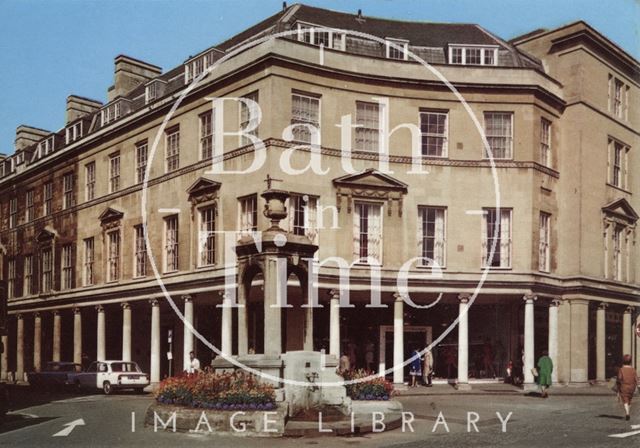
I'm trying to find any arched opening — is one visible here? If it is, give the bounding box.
[282,265,309,353]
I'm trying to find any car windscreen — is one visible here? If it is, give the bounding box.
[110,362,141,373]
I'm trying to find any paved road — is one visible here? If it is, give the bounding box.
[0,385,638,447]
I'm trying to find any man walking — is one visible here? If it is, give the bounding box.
[617,354,638,421]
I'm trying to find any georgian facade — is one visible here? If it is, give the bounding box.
[0,5,638,387]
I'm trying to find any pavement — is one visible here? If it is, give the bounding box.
[0,383,638,447]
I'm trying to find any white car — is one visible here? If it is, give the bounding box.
[70,360,149,395]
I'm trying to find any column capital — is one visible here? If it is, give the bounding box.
[182,294,193,303]
[624,306,634,314]
[16,313,23,320]
[73,307,82,315]
[328,289,340,300]
[52,309,60,317]
[523,294,537,303]
[458,293,471,303]
[121,302,130,310]
[393,292,406,302]
[149,298,159,307]
[550,298,562,307]
[95,305,104,313]
[598,302,609,310]
[33,312,41,319]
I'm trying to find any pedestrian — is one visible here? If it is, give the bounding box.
[537,350,553,398]
[423,349,434,387]
[365,341,375,372]
[409,348,422,387]
[186,351,200,375]
[616,354,638,421]
[338,351,351,373]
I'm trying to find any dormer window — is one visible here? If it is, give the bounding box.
[37,135,55,156]
[65,121,83,144]
[386,38,409,61]
[448,45,498,66]
[145,79,167,104]
[184,49,222,83]
[295,22,345,51]
[100,99,131,126]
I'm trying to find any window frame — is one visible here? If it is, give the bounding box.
[420,109,449,158]
[85,162,96,201]
[483,112,514,160]
[385,38,409,61]
[539,212,551,273]
[353,201,384,265]
[163,215,179,273]
[43,181,54,216]
[106,229,121,282]
[540,118,552,168]
[482,208,513,269]
[291,92,321,144]
[165,126,180,173]
[61,244,73,290]
[418,206,447,268]
[135,141,148,184]
[448,45,499,66]
[197,206,216,267]
[199,110,214,160]
[109,152,121,193]
[63,172,75,210]
[83,237,94,286]
[133,224,147,278]
[355,101,381,152]
[238,194,258,236]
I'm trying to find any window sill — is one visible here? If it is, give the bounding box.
[606,183,631,194]
[481,266,512,271]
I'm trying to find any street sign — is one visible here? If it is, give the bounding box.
[167,329,173,343]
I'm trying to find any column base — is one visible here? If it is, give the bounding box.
[456,382,472,391]
[523,383,538,392]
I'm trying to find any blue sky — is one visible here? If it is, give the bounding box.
[0,0,638,153]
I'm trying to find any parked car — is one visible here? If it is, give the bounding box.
[69,360,149,394]
[27,361,82,390]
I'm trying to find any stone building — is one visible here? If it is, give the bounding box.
[0,4,638,388]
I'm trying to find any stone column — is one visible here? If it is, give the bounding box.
[263,256,283,357]
[220,292,232,357]
[150,299,160,383]
[393,293,404,385]
[1,334,8,381]
[569,299,589,384]
[96,305,106,362]
[596,303,607,382]
[122,303,132,362]
[329,290,340,357]
[523,295,536,387]
[182,295,193,370]
[622,307,632,357]
[73,307,82,365]
[16,314,24,382]
[458,294,470,388]
[52,311,61,362]
[548,299,560,384]
[33,312,42,372]
[303,291,314,351]
[237,281,248,356]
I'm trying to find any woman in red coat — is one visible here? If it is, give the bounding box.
[617,354,639,421]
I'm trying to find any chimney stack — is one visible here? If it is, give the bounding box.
[66,95,103,124]
[14,125,50,152]
[108,55,162,102]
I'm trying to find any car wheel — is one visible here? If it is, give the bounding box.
[103,381,112,395]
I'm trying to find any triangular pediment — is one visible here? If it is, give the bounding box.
[99,207,124,223]
[186,177,221,198]
[333,168,408,192]
[602,198,638,223]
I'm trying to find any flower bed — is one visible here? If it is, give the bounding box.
[155,371,276,410]
[340,369,395,401]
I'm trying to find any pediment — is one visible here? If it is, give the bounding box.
[186,177,221,200]
[602,198,638,224]
[333,169,408,192]
[36,227,57,243]
[99,207,124,223]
